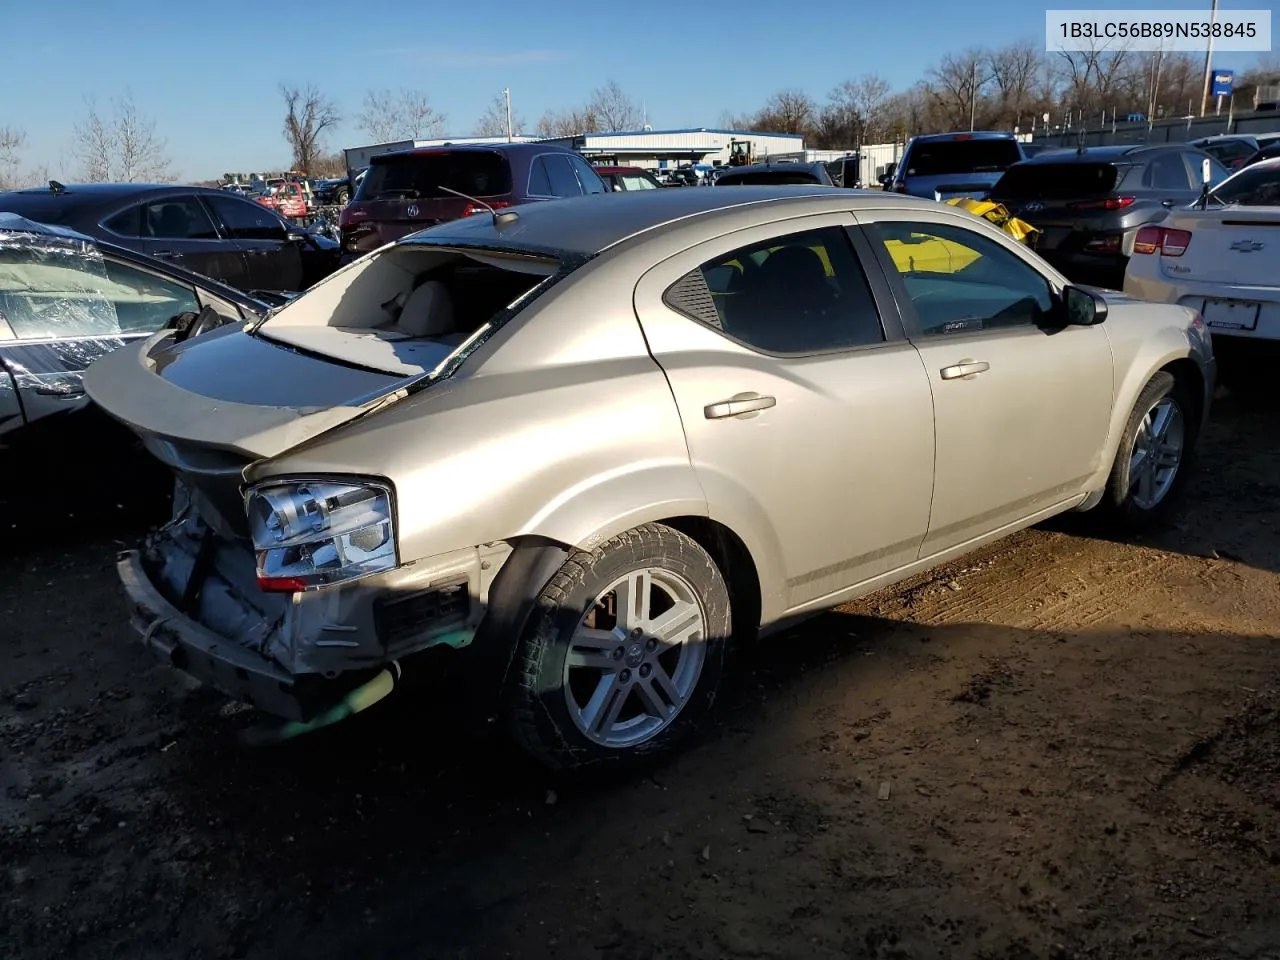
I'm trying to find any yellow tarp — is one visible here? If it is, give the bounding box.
[944,197,1040,244]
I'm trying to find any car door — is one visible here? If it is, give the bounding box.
[111,195,251,289]
[634,215,935,616]
[201,193,305,292]
[0,248,201,439]
[860,212,1113,558]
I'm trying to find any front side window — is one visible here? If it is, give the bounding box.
[868,220,1054,336]
[665,226,885,354]
[102,259,200,334]
[205,194,287,241]
[142,197,220,240]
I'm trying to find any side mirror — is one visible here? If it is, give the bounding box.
[1062,285,1108,326]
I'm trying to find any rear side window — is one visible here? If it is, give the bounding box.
[665,226,885,354]
[992,162,1124,201]
[569,155,607,194]
[141,198,220,240]
[543,155,584,197]
[903,139,1022,177]
[528,158,553,195]
[104,206,144,236]
[1144,153,1192,190]
[357,151,513,200]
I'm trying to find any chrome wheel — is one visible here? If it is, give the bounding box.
[1128,395,1185,510]
[563,567,708,749]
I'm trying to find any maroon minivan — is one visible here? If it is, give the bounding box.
[338,142,607,256]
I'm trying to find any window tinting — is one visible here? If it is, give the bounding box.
[1145,153,1192,190]
[357,151,513,200]
[992,163,1124,201]
[543,155,584,197]
[570,155,607,194]
[869,220,1053,336]
[667,226,884,354]
[142,198,220,240]
[205,194,287,241]
[104,206,144,237]
[528,157,553,195]
[903,139,1022,177]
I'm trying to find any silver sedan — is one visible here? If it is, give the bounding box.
[86,186,1216,772]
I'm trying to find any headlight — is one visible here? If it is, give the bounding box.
[247,480,397,592]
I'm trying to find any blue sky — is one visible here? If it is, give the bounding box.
[4,0,1268,179]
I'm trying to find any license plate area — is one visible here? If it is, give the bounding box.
[1203,298,1261,331]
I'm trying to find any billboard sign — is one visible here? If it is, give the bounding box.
[1212,70,1235,97]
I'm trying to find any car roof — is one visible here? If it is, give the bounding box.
[405,185,926,257]
[1012,143,1188,165]
[721,161,823,172]
[909,131,1017,142]
[6,182,222,199]
[375,141,578,161]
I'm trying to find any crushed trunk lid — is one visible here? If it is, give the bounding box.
[83,320,423,462]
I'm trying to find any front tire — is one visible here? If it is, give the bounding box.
[1102,370,1196,529]
[509,523,731,773]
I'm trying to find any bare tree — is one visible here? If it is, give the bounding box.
[0,126,24,189]
[586,80,643,131]
[359,88,446,143]
[535,108,599,139]
[988,42,1044,125]
[473,93,525,138]
[281,83,340,174]
[71,92,172,182]
[929,49,993,130]
[836,74,892,143]
[756,89,816,134]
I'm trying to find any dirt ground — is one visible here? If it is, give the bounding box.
[3,389,1279,960]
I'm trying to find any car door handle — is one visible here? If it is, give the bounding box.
[152,250,184,259]
[939,360,990,380]
[704,393,777,419]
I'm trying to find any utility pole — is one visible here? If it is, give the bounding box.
[969,61,978,132]
[1199,0,1219,117]
[504,87,513,141]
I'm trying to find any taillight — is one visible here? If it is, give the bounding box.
[1083,235,1121,254]
[462,199,512,217]
[338,205,368,230]
[1067,196,1137,211]
[1133,225,1192,257]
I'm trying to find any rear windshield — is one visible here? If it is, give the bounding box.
[357,151,513,201]
[991,162,1125,201]
[904,139,1023,177]
[718,172,821,186]
[1209,163,1280,206]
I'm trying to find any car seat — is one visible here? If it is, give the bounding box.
[729,245,836,350]
[395,280,456,338]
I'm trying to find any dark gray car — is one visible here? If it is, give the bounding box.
[714,162,835,186]
[990,144,1230,288]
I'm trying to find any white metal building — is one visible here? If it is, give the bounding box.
[342,135,542,172]
[538,128,806,169]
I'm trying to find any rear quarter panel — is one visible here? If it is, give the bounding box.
[252,256,708,564]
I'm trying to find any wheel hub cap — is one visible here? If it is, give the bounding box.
[562,567,708,749]
[1128,395,1185,511]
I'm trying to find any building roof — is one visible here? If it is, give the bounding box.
[577,127,805,141]
[404,185,919,257]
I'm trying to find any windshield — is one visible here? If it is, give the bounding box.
[904,139,1023,177]
[991,162,1126,201]
[357,151,513,201]
[1208,162,1280,206]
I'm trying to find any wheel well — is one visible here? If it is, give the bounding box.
[1162,357,1205,428]
[660,517,762,643]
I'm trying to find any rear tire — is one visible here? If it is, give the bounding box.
[508,523,731,774]
[1102,370,1196,530]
